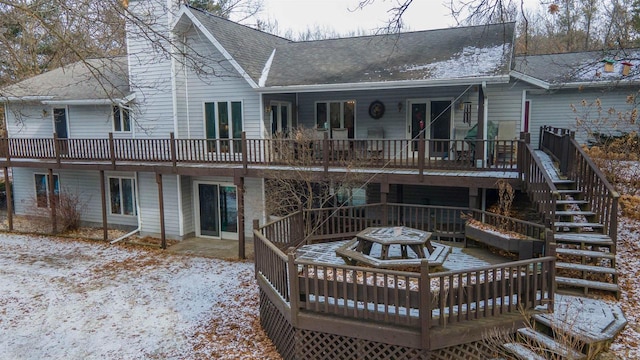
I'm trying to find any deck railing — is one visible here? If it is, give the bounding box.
[253,203,555,350]
[0,133,521,173]
[540,126,619,247]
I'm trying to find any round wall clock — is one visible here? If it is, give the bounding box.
[368,100,385,119]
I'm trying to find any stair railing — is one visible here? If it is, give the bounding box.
[518,133,559,234]
[540,126,619,249]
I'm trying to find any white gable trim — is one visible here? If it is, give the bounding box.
[510,71,549,89]
[173,8,259,89]
[259,49,276,87]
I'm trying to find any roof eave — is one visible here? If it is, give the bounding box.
[510,71,550,89]
[547,79,640,89]
[1,95,55,103]
[258,75,510,94]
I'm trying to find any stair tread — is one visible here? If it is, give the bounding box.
[558,189,582,193]
[556,199,589,204]
[555,210,596,216]
[556,262,617,274]
[502,342,546,360]
[554,222,604,228]
[555,247,615,259]
[556,276,619,292]
[554,235,613,246]
[552,179,575,184]
[517,328,587,359]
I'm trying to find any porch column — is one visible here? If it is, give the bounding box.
[48,169,57,234]
[380,181,389,226]
[156,173,166,249]
[476,84,486,166]
[234,173,246,259]
[100,170,108,241]
[3,167,12,231]
[469,187,479,209]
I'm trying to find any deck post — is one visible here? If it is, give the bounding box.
[476,85,486,167]
[419,259,431,350]
[170,132,177,168]
[109,132,116,169]
[322,131,329,174]
[241,132,248,175]
[235,173,246,259]
[287,248,299,327]
[53,133,61,165]
[418,129,425,181]
[48,168,57,234]
[100,170,108,241]
[156,173,166,249]
[4,166,12,231]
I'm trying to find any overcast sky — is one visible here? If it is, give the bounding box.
[259,0,541,35]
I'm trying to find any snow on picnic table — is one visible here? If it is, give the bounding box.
[0,234,280,360]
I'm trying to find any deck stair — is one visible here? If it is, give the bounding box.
[535,151,618,297]
[499,294,627,360]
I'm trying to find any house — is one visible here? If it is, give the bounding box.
[0,1,634,253]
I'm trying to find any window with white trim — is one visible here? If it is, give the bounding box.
[315,100,355,137]
[109,177,136,215]
[113,106,131,132]
[34,173,59,208]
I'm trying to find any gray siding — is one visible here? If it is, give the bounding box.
[486,81,531,133]
[6,104,121,139]
[126,0,179,138]
[296,86,481,140]
[11,168,138,227]
[176,26,261,140]
[180,175,194,236]
[138,172,181,238]
[528,88,637,146]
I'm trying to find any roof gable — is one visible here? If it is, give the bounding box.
[174,6,291,87]
[513,49,640,88]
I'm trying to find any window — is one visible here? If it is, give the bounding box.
[336,186,366,207]
[34,174,59,208]
[204,101,243,153]
[315,100,355,137]
[109,177,136,215]
[113,106,131,132]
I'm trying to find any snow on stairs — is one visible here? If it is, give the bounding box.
[550,177,619,298]
[515,328,587,360]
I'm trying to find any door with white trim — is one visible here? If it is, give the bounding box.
[195,182,238,239]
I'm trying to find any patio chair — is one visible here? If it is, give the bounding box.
[313,128,328,158]
[452,127,472,162]
[494,121,517,165]
[366,127,384,159]
[331,128,349,158]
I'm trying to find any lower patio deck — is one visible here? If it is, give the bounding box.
[253,203,556,358]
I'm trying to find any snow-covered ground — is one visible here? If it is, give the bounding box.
[0,235,280,360]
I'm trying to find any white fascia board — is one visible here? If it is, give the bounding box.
[547,79,640,90]
[177,8,259,89]
[257,75,510,94]
[510,71,550,89]
[1,96,55,102]
[41,99,120,105]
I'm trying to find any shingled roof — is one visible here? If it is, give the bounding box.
[1,57,129,102]
[266,23,515,88]
[182,7,515,89]
[513,49,640,88]
[185,6,291,84]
